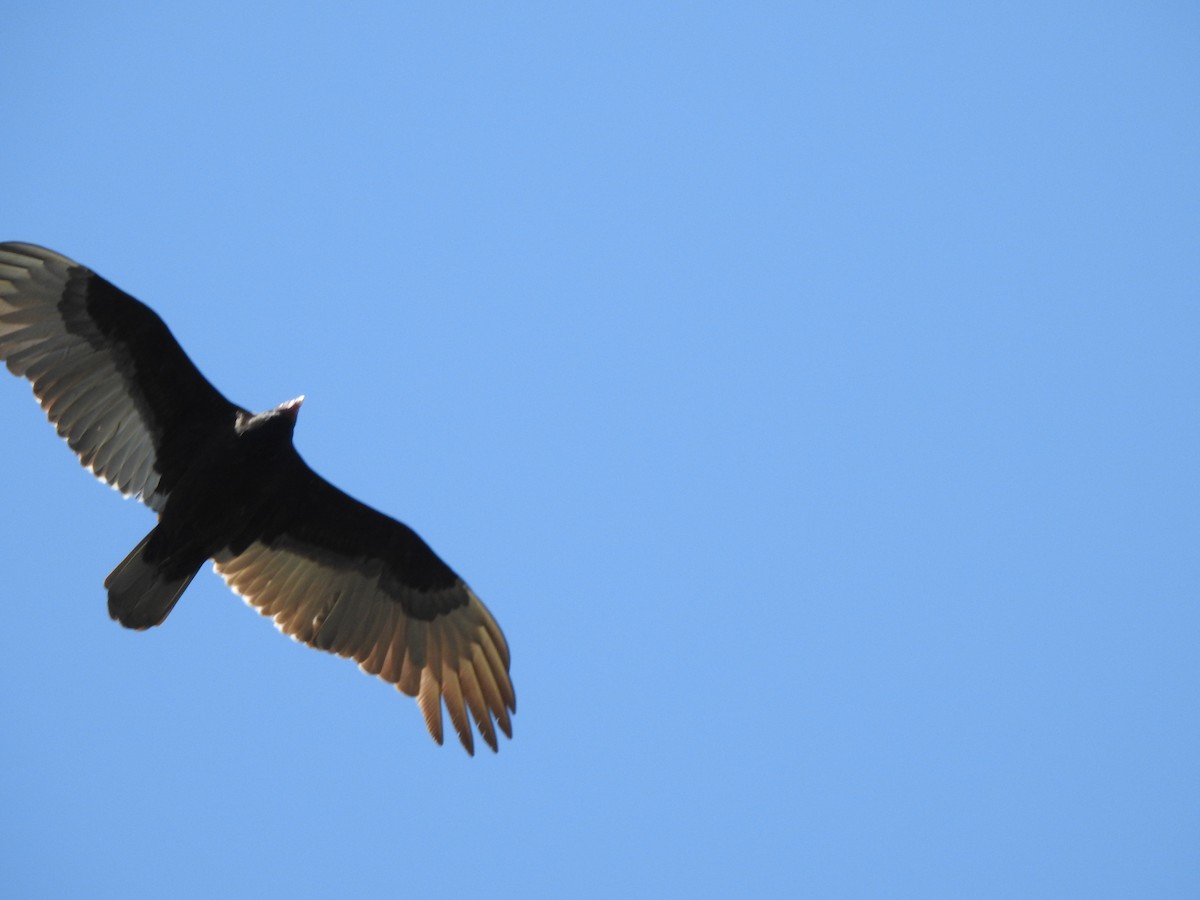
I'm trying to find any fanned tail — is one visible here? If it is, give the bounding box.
[105,529,198,630]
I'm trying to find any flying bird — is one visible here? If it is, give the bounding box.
[0,242,514,754]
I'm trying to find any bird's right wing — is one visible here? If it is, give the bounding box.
[0,242,242,509]
[213,460,516,755]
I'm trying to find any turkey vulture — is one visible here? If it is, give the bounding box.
[0,242,514,754]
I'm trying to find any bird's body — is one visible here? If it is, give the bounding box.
[0,242,514,754]
[105,399,306,630]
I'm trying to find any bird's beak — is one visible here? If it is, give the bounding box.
[280,395,305,419]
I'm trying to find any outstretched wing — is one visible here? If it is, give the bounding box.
[0,242,241,509]
[213,461,516,755]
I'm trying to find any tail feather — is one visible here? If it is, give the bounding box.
[105,530,199,630]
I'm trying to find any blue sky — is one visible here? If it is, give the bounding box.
[3,4,1197,897]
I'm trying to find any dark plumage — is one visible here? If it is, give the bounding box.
[0,242,514,754]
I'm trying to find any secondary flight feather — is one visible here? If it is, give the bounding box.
[0,242,514,754]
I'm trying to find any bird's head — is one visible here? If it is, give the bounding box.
[277,395,305,421]
[235,395,304,438]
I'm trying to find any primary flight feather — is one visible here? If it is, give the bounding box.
[0,242,514,754]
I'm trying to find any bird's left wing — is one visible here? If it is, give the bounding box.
[0,242,242,509]
[213,462,515,755]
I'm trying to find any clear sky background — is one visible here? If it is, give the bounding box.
[3,4,1197,898]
